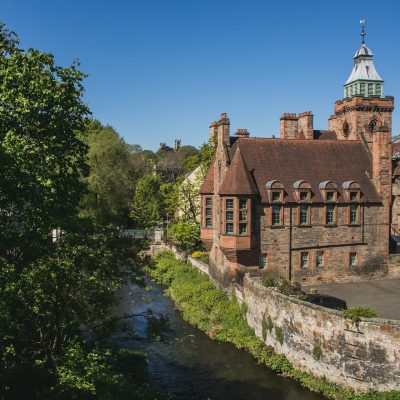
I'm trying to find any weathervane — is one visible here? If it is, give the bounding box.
[360,19,366,45]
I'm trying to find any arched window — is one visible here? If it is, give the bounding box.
[368,118,377,132]
[343,121,350,136]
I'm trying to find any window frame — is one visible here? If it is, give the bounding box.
[300,252,309,269]
[349,252,357,268]
[325,204,337,226]
[271,204,283,226]
[298,204,310,226]
[316,251,324,268]
[204,196,213,228]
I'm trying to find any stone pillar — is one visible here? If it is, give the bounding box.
[372,124,392,254]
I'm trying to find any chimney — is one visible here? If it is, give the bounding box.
[298,111,313,139]
[209,121,218,141]
[217,112,230,146]
[328,114,337,132]
[280,113,299,139]
[235,128,250,137]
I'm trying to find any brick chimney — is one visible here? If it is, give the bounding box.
[235,128,250,137]
[280,113,298,139]
[298,111,313,139]
[209,121,218,141]
[217,112,230,146]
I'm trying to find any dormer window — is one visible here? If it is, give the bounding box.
[342,181,361,225]
[293,181,311,226]
[326,191,335,202]
[266,180,284,227]
[319,181,338,202]
[271,191,281,203]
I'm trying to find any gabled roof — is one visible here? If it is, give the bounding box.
[199,160,214,194]
[219,145,258,196]
[228,137,380,203]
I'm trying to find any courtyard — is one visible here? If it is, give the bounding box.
[305,278,400,320]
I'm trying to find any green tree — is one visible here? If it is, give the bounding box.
[130,174,164,228]
[0,22,90,263]
[80,120,135,225]
[167,219,201,251]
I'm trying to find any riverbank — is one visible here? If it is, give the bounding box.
[148,250,400,400]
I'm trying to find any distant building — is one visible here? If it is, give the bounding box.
[200,29,396,285]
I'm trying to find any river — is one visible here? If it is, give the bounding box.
[114,277,326,400]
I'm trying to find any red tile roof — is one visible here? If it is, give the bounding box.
[199,160,214,194]
[227,137,380,203]
[219,145,258,195]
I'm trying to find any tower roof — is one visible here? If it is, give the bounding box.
[345,44,383,84]
[219,144,258,196]
[344,22,384,98]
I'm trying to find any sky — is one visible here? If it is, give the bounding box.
[2,0,400,150]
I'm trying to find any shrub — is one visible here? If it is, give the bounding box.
[191,251,205,259]
[313,345,323,360]
[343,307,378,324]
[275,326,284,345]
[261,276,293,296]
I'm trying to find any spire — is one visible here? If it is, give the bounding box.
[343,20,384,99]
[219,143,258,196]
[360,19,366,45]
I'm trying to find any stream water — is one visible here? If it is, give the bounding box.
[114,277,326,400]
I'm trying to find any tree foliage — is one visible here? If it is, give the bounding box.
[80,120,135,225]
[130,174,165,229]
[0,22,90,263]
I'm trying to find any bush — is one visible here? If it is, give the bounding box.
[191,251,205,258]
[343,307,378,324]
[313,345,323,360]
[261,276,293,296]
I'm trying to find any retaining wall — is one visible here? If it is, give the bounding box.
[239,275,400,392]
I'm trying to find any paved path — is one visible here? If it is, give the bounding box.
[305,278,400,320]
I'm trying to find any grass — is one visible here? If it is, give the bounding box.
[148,250,400,400]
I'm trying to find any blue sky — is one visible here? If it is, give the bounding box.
[2,0,400,150]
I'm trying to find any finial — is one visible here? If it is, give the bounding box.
[360,19,366,45]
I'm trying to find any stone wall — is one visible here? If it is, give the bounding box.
[239,275,400,392]
[260,203,390,284]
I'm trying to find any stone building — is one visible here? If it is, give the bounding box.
[200,31,396,285]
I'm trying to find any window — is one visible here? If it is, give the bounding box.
[349,204,359,225]
[343,121,350,136]
[239,199,247,209]
[349,191,358,202]
[259,254,267,269]
[226,223,234,235]
[316,251,324,268]
[368,84,373,97]
[299,204,309,225]
[225,198,234,235]
[239,223,247,235]
[271,191,281,202]
[349,252,357,267]
[272,205,281,226]
[326,204,336,225]
[226,210,234,221]
[300,252,309,269]
[368,118,377,132]
[205,197,213,228]
[300,191,308,202]
[326,191,335,202]
[226,199,234,209]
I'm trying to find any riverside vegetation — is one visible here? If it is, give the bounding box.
[148,250,400,400]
